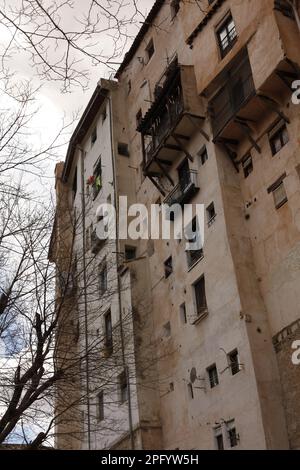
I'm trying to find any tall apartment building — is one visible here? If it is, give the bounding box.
[50,0,300,450]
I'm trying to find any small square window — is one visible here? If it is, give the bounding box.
[91,127,97,146]
[118,142,129,157]
[207,364,219,388]
[119,370,128,404]
[269,120,289,155]
[242,154,253,178]
[228,349,240,375]
[207,202,216,226]
[146,39,155,62]
[125,245,136,261]
[198,146,208,165]
[164,256,173,278]
[216,14,237,58]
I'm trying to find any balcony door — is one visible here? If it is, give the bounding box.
[178,159,190,192]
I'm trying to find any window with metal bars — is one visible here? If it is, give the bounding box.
[216,14,237,58]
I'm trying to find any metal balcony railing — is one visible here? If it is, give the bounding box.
[164,170,199,206]
[144,87,184,165]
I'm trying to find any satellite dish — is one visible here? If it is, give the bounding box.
[190,367,197,384]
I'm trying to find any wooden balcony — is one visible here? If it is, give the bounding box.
[138,63,207,183]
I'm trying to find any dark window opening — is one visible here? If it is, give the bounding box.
[171,0,180,19]
[228,349,240,375]
[97,391,104,422]
[228,426,238,447]
[119,370,128,403]
[136,109,143,129]
[199,146,208,165]
[92,158,102,199]
[99,262,107,296]
[194,276,207,316]
[72,166,77,200]
[146,39,155,62]
[118,142,130,157]
[242,154,253,178]
[216,14,237,58]
[104,309,113,351]
[207,202,216,226]
[164,256,173,278]
[207,364,219,388]
[102,107,107,122]
[216,432,224,450]
[273,181,288,209]
[180,303,187,324]
[269,120,289,155]
[91,127,97,146]
[125,245,137,261]
[186,216,204,268]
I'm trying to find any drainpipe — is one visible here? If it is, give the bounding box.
[107,92,135,450]
[78,145,92,450]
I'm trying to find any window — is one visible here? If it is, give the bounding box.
[146,39,155,62]
[163,321,171,338]
[136,109,142,128]
[216,14,237,58]
[207,202,216,226]
[228,349,240,375]
[125,245,136,261]
[72,166,77,200]
[127,80,132,94]
[242,154,253,178]
[118,142,129,157]
[207,364,219,388]
[186,217,204,268]
[85,225,92,252]
[171,0,180,19]
[214,427,224,450]
[180,303,187,324]
[119,370,128,404]
[104,310,113,351]
[268,175,288,209]
[269,120,289,155]
[92,158,102,199]
[97,391,104,422]
[187,383,194,399]
[227,421,239,447]
[91,127,97,146]
[198,146,208,165]
[274,0,295,19]
[194,276,207,317]
[99,262,107,296]
[164,256,173,278]
[102,107,107,122]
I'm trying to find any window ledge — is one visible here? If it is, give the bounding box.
[187,255,204,272]
[190,309,209,325]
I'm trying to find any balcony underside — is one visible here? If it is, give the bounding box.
[214,58,300,170]
[144,111,205,177]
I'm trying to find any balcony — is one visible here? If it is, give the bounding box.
[138,63,206,179]
[209,51,256,140]
[164,169,199,207]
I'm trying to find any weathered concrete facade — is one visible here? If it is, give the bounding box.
[51,0,300,450]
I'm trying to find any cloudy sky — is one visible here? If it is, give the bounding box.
[0,0,154,191]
